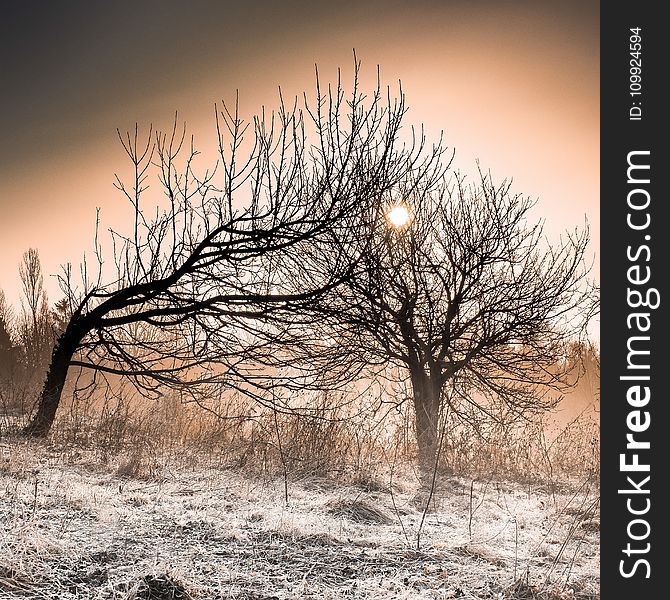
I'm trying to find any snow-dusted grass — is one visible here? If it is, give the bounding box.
[0,440,598,599]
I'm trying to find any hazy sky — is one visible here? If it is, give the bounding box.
[0,0,599,308]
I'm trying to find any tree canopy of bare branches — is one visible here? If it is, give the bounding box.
[281,169,593,473]
[24,63,447,437]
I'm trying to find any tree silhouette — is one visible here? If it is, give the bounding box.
[24,65,446,437]
[286,171,593,474]
[17,249,54,374]
[0,290,18,383]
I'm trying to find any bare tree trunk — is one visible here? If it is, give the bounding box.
[410,369,442,478]
[23,322,85,437]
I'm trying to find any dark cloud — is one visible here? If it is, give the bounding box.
[1,0,597,169]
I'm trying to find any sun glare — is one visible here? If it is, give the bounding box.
[387,205,410,228]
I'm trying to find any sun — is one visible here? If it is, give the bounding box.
[387,204,410,228]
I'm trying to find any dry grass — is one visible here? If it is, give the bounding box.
[0,384,599,486]
[326,498,394,525]
[0,438,598,600]
[0,380,599,599]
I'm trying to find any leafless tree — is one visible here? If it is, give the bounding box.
[19,249,45,326]
[0,288,33,419]
[24,63,447,437]
[0,290,17,382]
[284,170,593,475]
[18,249,54,373]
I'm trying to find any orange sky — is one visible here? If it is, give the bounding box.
[0,1,599,309]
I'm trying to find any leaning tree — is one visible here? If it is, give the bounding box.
[25,64,447,437]
[282,170,593,474]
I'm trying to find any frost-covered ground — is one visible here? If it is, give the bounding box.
[0,442,599,599]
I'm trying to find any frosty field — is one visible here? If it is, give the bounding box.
[0,442,599,600]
